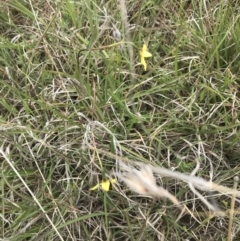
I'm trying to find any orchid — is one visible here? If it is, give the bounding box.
[90,178,116,192]
[139,44,152,71]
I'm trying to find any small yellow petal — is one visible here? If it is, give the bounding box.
[139,44,152,70]
[110,179,117,184]
[90,179,116,192]
[140,44,152,57]
[101,180,110,191]
[142,44,147,52]
[140,56,147,71]
[90,183,100,190]
[142,51,152,58]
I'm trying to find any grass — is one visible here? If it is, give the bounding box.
[0,0,240,240]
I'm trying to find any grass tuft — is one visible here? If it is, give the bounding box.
[0,0,240,240]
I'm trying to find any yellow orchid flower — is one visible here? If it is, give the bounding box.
[139,44,152,71]
[90,179,116,192]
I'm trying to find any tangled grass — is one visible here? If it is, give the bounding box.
[0,0,240,240]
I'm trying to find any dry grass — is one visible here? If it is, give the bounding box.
[0,0,240,240]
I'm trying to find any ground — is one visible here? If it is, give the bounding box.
[0,0,240,240]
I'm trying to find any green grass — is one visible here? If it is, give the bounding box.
[0,0,240,240]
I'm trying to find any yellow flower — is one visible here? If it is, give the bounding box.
[90,179,116,192]
[139,44,152,71]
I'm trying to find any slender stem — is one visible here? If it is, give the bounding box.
[227,176,239,241]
